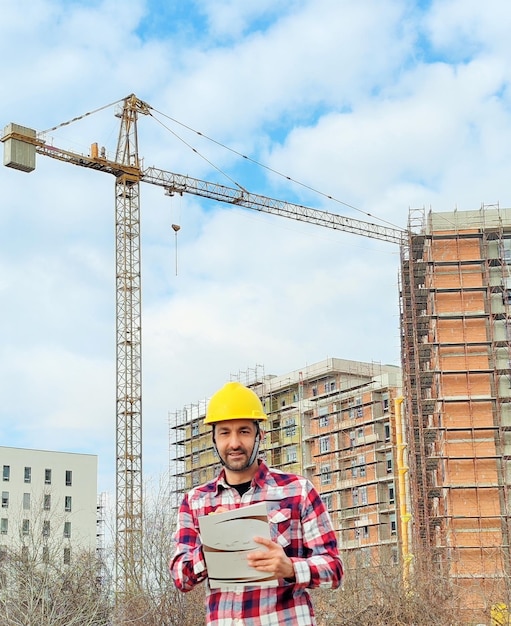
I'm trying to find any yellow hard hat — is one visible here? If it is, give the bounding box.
[205,382,267,424]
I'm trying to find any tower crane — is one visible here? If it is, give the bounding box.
[1,94,407,598]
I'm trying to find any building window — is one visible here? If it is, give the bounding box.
[65,470,72,487]
[321,493,332,511]
[22,519,30,536]
[318,406,329,428]
[386,452,393,474]
[319,436,330,454]
[0,519,7,535]
[191,422,199,437]
[64,522,71,539]
[390,514,397,535]
[44,494,51,511]
[42,521,50,537]
[21,545,28,563]
[349,431,356,447]
[382,393,390,412]
[23,493,30,510]
[64,547,71,565]
[389,485,395,504]
[43,546,49,564]
[65,496,72,512]
[285,417,296,437]
[286,445,297,463]
[351,458,358,478]
[352,488,359,506]
[1,492,8,508]
[362,525,369,539]
[501,239,511,264]
[357,428,364,439]
[192,453,199,466]
[24,467,31,483]
[45,469,52,485]
[358,455,366,477]
[2,466,10,482]
[320,465,331,485]
[384,422,391,442]
[360,486,368,505]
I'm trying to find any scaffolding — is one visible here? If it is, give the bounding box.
[400,205,511,620]
[96,491,108,588]
[168,358,404,569]
[253,358,403,569]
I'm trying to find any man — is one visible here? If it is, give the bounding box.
[170,381,343,625]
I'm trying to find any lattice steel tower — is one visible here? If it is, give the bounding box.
[114,95,150,597]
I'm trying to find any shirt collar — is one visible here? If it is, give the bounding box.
[213,459,270,495]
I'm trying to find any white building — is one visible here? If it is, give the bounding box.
[0,446,97,565]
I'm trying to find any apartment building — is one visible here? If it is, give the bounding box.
[400,206,511,622]
[0,446,98,566]
[169,358,403,568]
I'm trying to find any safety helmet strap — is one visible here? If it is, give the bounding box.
[212,421,261,470]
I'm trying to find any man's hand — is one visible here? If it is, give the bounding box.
[209,506,229,514]
[247,536,295,579]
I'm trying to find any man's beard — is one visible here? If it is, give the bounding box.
[222,447,251,471]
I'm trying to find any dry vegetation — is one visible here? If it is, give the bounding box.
[0,480,505,625]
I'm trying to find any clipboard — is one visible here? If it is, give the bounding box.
[198,501,278,589]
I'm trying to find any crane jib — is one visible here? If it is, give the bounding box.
[2,123,406,246]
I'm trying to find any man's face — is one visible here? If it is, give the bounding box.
[214,419,259,472]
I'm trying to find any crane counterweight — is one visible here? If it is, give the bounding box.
[2,123,37,172]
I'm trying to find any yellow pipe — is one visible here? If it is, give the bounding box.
[394,396,413,585]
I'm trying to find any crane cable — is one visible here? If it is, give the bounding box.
[39,98,126,135]
[149,111,248,194]
[150,107,407,235]
[36,95,406,236]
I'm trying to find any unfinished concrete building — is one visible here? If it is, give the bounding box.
[169,358,403,567]
[400,206,511,621]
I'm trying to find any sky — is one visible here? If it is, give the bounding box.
[2,0,511,495]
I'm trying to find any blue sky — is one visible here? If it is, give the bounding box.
[2,0,511,495]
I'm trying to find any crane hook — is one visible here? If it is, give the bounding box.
[171,224,181,275]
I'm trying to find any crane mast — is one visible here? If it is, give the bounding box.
[1,94,407,601]
[114,95,149,597]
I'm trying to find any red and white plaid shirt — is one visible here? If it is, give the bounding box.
[170,460,343,626]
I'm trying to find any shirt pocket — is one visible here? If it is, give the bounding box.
[268,507,292,548]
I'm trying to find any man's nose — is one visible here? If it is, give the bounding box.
[228,432,242,447]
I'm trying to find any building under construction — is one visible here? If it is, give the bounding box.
[169,205,511,624]
[400,205,511,622]
[169,358,403,567]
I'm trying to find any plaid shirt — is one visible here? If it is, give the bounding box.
[170,460,343,626]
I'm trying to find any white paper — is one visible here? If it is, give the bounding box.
[198,502,278,589]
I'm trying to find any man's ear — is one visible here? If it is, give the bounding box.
[259,428,266,441]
